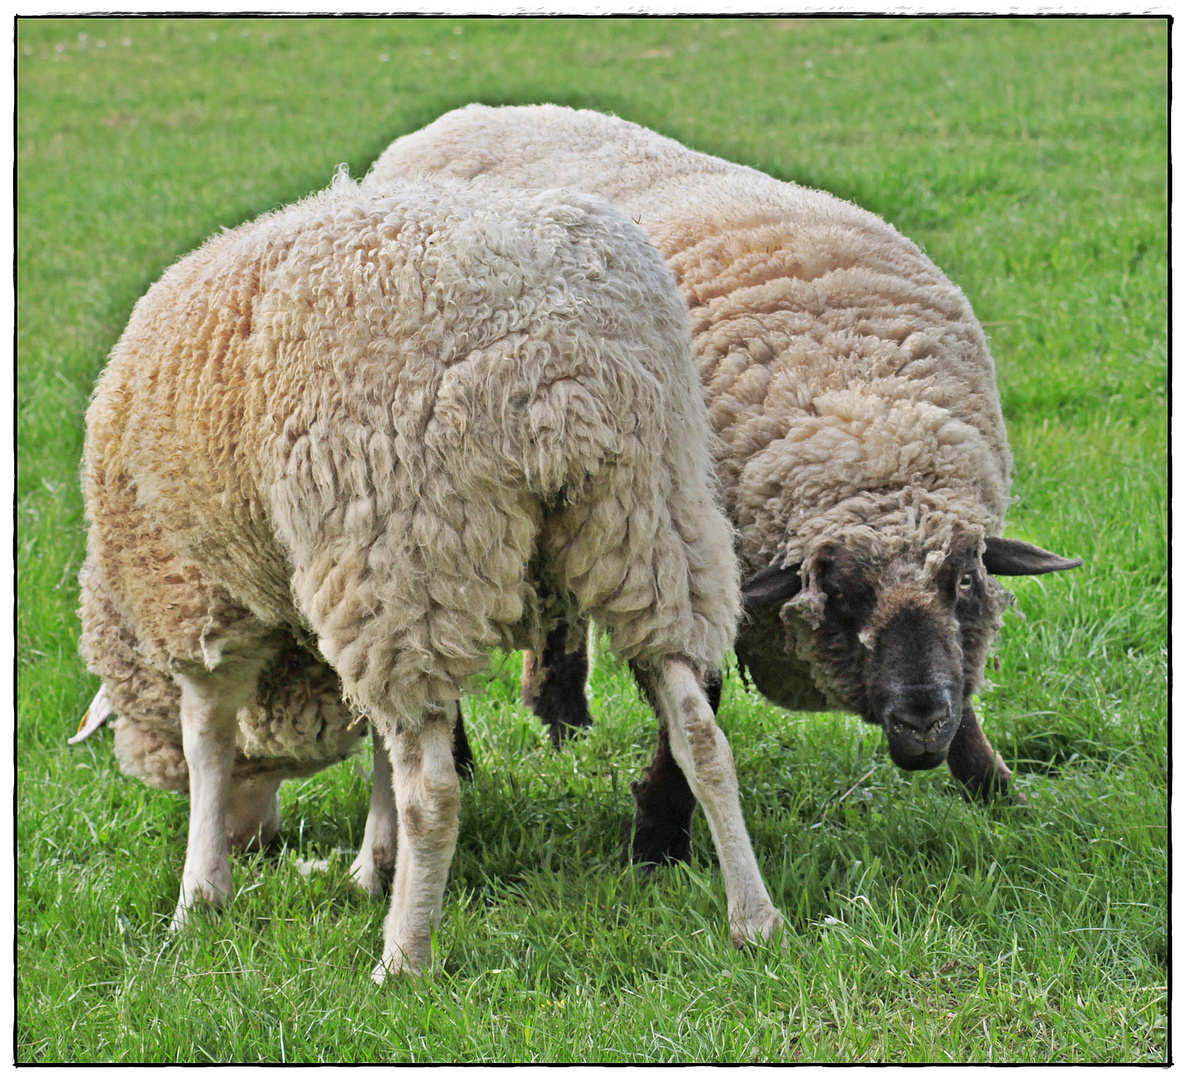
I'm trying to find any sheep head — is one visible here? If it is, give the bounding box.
[742,531,1082,771]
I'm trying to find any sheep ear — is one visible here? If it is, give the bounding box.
[983,536,1083,576]
[741,561,803,606]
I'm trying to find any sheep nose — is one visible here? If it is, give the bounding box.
[885,687,953,733]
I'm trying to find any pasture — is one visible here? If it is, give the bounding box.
[16,16,1166,1062]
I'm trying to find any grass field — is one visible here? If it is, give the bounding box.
[16,16,1167,1063]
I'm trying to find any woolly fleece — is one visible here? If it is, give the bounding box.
[367,105,1013,711]
[80,173,740,790]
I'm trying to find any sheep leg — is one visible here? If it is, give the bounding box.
[225,776,281,852]
[170,664,260,932]
[630,724,697,865]
[946,702,1025,805]
[521,618,593,747]
[353,708,472,899]
[373,706,462,982]
[350,725,399,897]
[452,703,475,779]
[648,660,783,947]
[629,667,721,865]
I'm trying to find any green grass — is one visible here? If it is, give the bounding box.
[17,15,1166,1063]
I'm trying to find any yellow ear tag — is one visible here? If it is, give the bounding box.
[69,684,114,745]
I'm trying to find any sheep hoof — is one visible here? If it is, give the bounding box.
[349,848,394,898]
[169,879,230,934]
[628,813,693,867]
[168,906,200,935]
[371,950,424,984]
[989,784,1029,811]
[729,904,785,949]
[957,754,1027,809]
[545,711,594,749]
[991,754,1029,809]
[350,862,389,899]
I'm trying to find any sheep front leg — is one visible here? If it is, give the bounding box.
[630,724,698,865]
[649,660,783,947]
[373,707,461,982]
[946,702,1025,805]
[630,668,722,865]
[350,725,398,897]
[521,618,594,747]
[451,704,475,780]
[170,666,257,932]
[225,776,281,852]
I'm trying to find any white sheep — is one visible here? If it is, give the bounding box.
[367,105,1081,864]
[77,171,783,978]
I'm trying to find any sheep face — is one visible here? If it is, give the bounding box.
[742,532,1080,772]
[805,535,995,770]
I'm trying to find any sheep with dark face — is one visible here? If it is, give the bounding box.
[738,502,1075,778]
[366,104,1081,864]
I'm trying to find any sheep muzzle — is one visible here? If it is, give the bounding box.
[874,682,960,769]
[865,604,965,770]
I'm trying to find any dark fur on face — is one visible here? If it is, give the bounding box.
[803,538,989,768]
[742,533,1078,772]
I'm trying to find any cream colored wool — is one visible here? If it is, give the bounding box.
[80,173,740,787]
[79,563,354,790]
[367,105,1013,710]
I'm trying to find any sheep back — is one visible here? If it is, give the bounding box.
[368,106,1013,711]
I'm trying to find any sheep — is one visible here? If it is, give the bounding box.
[76,170,783,979]
[366,104,1082,864]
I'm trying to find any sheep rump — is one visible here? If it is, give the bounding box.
[78,171,780,974]
[81,174,738,757]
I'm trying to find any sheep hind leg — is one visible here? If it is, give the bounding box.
[643,660,783,948]
[521,618,594,747]
[946,702,1025,806]
[350,725,398,897]
[353,706,473,901]
[373,706,462,982]
[170,659,266,933]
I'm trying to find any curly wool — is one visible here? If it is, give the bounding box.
[80,173,739,790]
[78,480,357,791]
[366,105,1013,710]
[81,565,355,790]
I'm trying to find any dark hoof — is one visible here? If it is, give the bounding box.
[629,830,692,867]
[957,775,1027,809]
[628,801,693,866]
[545,710,594,749]
[630,834,692,867]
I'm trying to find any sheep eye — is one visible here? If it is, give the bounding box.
[958,572,975,592]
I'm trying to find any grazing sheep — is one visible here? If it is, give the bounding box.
[367,104,1082,864]
[77,171,781,978]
